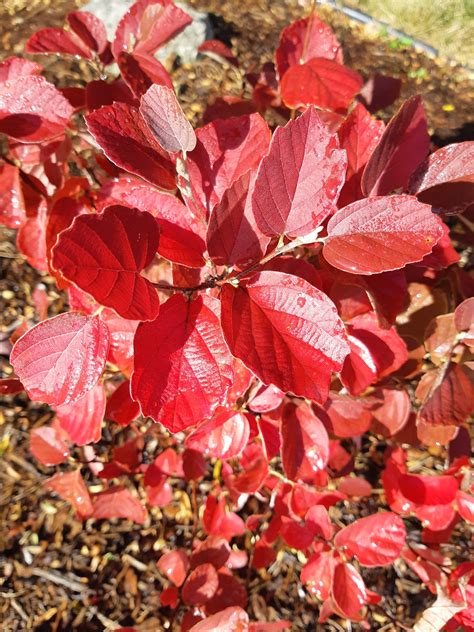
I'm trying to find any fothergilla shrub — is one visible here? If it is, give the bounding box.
[1,1,473,629]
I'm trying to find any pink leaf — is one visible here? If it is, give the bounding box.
[334,512,406,566]
[280,59,363,112]
[132,295,234,433]
[0,56,42,81]
[30,426,70,466]
[10,312,109,406]
[56,383,106,446]
[189,607,249,632]
[0,76,73,143]
[220,271,349,402]
[25,27,90,57]
[45,470,93,519]
[85,102,176,190]
[92,485,147,524]
[140,84,196,153]
[52,205,160,321]
[324,195,443,274]
[252,107,346,238]
[276,16,343,78]
[361,95,430,196]
[157,549,190,587]
[187,408,250,459]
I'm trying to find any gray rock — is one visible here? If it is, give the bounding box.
[82,0,212,63]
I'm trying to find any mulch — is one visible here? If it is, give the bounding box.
[0,0,472,630]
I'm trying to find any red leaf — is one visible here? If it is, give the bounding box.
[233,443,269,494]
[324,195,443,274]
[338,477,372,497]
[16,204,48,271]
[334,513,406,566]
[323,394,372,438]
[455,297,474,345]
[337,103,385,206]
[187,408,250,460]
[25,27,90,57]
[0,162,25,228]
[186,113,271,214]
[30,425,70,466]
[44,470,93,519]
[191,536,231,570]
[182,563,219,606]
[331,562,367,618]
[207,169,270,269]
[205,572,248,614]
[85,102,176,190]
[409,141,474,215]
[112,0,192,59]
[0,378,24,395]
[10,312,109,407]
[97,177,205,268]
[92,485,147,524]
[198,40,239,67]
[66,11,108,54]
[301,551,336,600]
[132,295,234,432]
[101,310,137,376]
[52,205,160,321]
[248,384,285,413]
[0,56,42,81]
[0,76,73,143]
[203,496,245,540]
[252,107,346,238]
[306,505,333,540]
[280,59,363,112]
[398,473,459,506]
[358,74,402,113]
[105,381,140,426]
[86,79,137,111]
[117,52,173,98]
[56,383,106,446]
[417,364,474,427]
[276,16,343,78]
[281,402,329,481]
[189,606,249,632]
[140,84,196,153]
[369,387,411,437]
[157,549,189,587]
[361,95,430,196]
[221,271,349,402]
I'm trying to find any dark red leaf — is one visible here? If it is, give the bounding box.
[280,59,363,112]
[92,485,147,524]
[132,295,234,432]
[276,16,343,78]
[198,40,239,67]
[191,536,231,570]
[117,51,173,98]
[0,76,73,143]
[417,363,474,427]
[252,107,346,238]
[324,195,443,274]
[233,443,268,494]
[140,84,196,153]
[182,563,219,606]
[0,378,24,395]
[30,425,70,466]
[205,572,248,614]
[369,387,411,437]
[281,402,329,481]
[85,102,176,190]
[207,169,270,269]
[105,381,140,426]
[398,473,459,506]
[86,79,137,111]
[45,470,93,519]
[358,74,401,113]
[10,312,109,407]
[55,383,106,446]
[361,95,430,196]
[52,205,161,321]
[334,512,406,566]
[221,271,349,402]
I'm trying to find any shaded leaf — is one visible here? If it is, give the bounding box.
[56,383,106,446]
[92,485,147,524]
